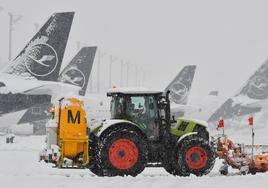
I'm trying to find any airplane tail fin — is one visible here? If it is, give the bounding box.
[165,65,196,104]
[4,12,74,81]
[58,47,97,96]
[238,59,268,100]
[208,60,268,122]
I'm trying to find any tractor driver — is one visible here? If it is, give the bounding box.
[126,96,145,118]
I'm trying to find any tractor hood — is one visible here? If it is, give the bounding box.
[90,119,139,137]
[179,117,209,128]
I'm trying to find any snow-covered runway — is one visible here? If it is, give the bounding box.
[0,136,268,188]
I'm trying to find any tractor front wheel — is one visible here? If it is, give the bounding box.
[163,148,190,176]
[176,137,215,176]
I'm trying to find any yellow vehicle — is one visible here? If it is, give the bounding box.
[40,97,89,168]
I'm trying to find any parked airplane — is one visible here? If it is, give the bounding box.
[207,59,268,123]
[17,47,97,128]
[0,12,75,132]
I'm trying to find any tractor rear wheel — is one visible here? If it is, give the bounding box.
[89,163,104,176]
[98,127,147,176]
[88,134,104,176]
[176,137,215,176]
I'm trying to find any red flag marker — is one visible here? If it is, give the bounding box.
[218,119,224,128]
[248,116,253,126]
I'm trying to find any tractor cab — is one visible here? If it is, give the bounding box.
[107,88,167,140]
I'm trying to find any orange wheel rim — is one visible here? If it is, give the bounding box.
[185,146,208,170]
[109,139,139,170]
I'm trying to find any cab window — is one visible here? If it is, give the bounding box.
[126,96,145,119]
[110,95,124,118]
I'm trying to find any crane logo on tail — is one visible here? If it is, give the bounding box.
[169,81,188,104]
[25,43,58,77]
[247,75,268,99]
[61,67,86,88]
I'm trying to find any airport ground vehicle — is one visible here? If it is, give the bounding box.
[216,135,268,175]
[88,88,215,176]
[251,152,268,173]
[40,98,89,168]
[41,89,215,176]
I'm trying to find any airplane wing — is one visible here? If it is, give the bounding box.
[0,74,80,97]
[23,82,80,98]
[243,99,268,108]
[170,103,201,118]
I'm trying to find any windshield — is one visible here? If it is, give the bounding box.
[110,94,158,121]
[125,95,157,121]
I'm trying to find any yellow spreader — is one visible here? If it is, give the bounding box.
[40,97,89,168]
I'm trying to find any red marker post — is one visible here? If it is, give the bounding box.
[248,116,254,160]
[217,119,224,135]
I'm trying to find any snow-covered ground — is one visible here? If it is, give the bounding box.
[0,134,268,188]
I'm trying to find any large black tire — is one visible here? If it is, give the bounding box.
[88,134,104,176]
[176,137,215,176]
[89,163,104,176]
[97,127,147,176]
[163,161,190,176]
[163,148,190,176]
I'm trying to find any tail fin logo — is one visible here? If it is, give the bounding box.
[247,76,268,99]
[169,81,188,104]
[60,67,86,88]
[25,43,58,77]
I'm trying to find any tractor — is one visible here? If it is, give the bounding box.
[89,88,215,176]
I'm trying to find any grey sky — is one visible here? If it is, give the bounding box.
[0,0,268,104]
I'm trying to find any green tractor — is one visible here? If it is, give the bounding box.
[89,89,215,176]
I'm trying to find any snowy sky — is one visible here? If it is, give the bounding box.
[1,0,268,103]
